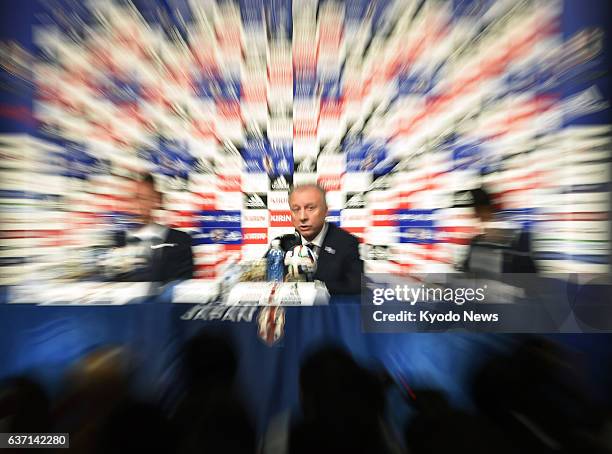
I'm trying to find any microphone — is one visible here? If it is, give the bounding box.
[280,231,301,252]
[284,243,317,282]
[263,231,301,258]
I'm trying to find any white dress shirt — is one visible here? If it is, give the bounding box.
[300,222,328,259]
[126,223,168,259]
[127,223,167,242]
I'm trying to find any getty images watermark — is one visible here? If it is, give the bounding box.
[361,274,612,333]
[372,284,488,305]
[370,282,495,325]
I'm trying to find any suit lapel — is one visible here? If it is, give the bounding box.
[149,229,170,281]
[315,224,334,280]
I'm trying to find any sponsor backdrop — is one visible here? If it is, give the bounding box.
[0,1,611,435]
[0,0,610,283]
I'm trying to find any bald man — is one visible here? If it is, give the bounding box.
[276,184,363,295]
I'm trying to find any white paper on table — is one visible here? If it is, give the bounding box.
[172,280,221,304]
[225,281,329,306]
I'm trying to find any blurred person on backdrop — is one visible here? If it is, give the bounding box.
[456,187,537,274]
[108,173,194,283]
[273,184,363,294]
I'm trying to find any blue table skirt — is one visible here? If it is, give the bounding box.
[1,296,610,433]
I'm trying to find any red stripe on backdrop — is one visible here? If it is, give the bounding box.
[437,226,478,245]
[372,209,398,227]
[343,226,365,242]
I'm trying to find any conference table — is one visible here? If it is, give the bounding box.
[0,281,610,434]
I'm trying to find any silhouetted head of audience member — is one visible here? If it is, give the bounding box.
[514,337,604,446]
[60,345,131,409]
[290,344,391,454]
[54,346,132,453]
[174,330,255,453]
[408,388,452,419]
[403,387,513,454]
[471,336,606,454]
[0,376,52,433]
[299,344,385,425]
[95,399,176,454]
[181,330,238,391]
[176,393,256,454]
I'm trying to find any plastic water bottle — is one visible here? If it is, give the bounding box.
[267,239,285,282]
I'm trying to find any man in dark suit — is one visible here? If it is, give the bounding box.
[277,184,363,294]
[457,187,537,274]
[110,174,194,283]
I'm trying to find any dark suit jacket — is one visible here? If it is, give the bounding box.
[279,223,363,295]
[462,229,537,274]
[114,227,194,283]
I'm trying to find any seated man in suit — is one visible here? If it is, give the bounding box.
[109,173,194,282]
[277,184,363,294]
[458,187,537,274]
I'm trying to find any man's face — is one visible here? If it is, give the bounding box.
[133,182,161,225]
[289,187,328,241]
[474,205,494,224]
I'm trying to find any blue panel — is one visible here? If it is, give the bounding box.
[346,142,387,172]
[195,227,243,245]
[326,210,341,226]
[398,209,437,244]
[198,210,241,228]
